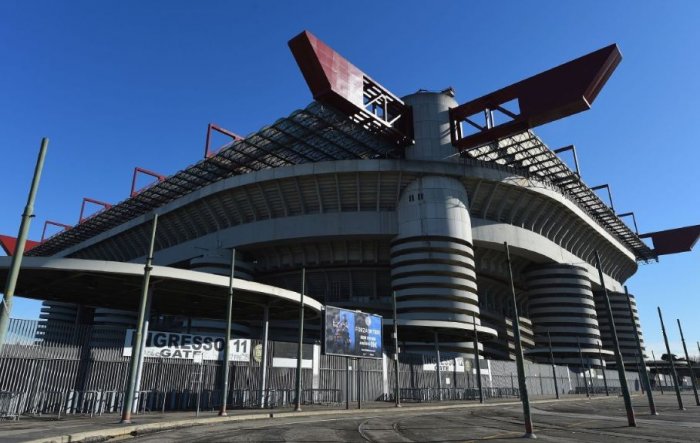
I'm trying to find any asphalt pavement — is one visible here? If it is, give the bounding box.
[3,393,700,442]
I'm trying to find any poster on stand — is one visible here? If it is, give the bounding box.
[324,306,382,359]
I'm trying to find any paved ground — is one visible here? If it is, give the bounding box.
[131,394,700,442]
[2,393,699,442]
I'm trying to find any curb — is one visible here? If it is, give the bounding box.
[27,395,626,443]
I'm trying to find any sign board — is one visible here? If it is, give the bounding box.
[324,306,382,359]
[423,357,466,373]
[123,329,250,362]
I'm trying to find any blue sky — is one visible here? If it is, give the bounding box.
[1,1,698,358]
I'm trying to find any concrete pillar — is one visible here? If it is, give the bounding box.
[525,264,607,366]
[594,290,645,369]
[401,91,459,162]
[391,175,486,354]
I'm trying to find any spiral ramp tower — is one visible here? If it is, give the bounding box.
[524,264,613,367]
[594,290,645,369]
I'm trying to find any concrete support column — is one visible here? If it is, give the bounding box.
[594,290,645,369]
[391,175,485,354]
[525,264,607,367]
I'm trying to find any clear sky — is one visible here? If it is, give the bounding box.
[1,1,698,359]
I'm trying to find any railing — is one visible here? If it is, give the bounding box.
[398,387,520,403]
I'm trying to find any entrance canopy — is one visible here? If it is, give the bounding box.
[0,257,322,321]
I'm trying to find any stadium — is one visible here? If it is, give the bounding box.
[1,30,698,414]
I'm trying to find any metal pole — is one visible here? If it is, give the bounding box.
[658,307,684,410]
[357,358,362,409]
[0,138,49,353]
[294,268,306,412]
[547,330,559,399]
[651,350,665,394]
[598,343,609,396]
[577,338,590,398]
[625,287,656,414]
[196,360,203,417]
[133,289,153,413]
[473,321,483,404]
[594,250,636,426]
[121,213,158,424]
[259,305,270,409]
[505,242,535,438]
[677,319,700,406]
[346,356,350,410]
[219,248,235,416]
[434,331,442,401]
[392,291,401,407]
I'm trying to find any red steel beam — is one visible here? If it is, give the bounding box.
[130,167,166,197]
[0,235,40,256]
[450,44,622,151]
[204,123,243,158]
[79,197,112,223]
[41,220,72,242]
[288,30,413,146]
[640,224,700,256]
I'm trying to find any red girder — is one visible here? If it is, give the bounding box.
[288,30,413,146]
[640,225,700,256]
[204,123,243,158]
[41,220,72,242]
[79,197,112,223]
[450,44,622,151]
[0,235,40,256]
[130,167,166,197]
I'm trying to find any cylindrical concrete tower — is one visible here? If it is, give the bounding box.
[594,291,645,369]
[402,91,459,162]
[391,176,492,353]
[525,264,610,366]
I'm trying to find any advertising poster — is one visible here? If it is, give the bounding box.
[324,306,382,359]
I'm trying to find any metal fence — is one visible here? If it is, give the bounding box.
[1,318,648,420]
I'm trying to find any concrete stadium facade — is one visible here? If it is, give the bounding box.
[31,88,648,369]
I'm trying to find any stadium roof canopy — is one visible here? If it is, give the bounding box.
[24,100,655,262]
[0,257,322,320]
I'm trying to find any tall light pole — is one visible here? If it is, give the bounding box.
[0,138,49,352]
[294,268,306,412]
[547,330,559,399]
[658,307,684,410]
[594,251,636,427]
[392,291,401,407]
[677,319,699,406]
[473,321,483,404]
[121,213,158,423]
[505,242,535,438]
[219,248,236,416]
[625,286,656,415]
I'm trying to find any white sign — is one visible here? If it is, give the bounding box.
[123,329,250,362]
[423,357,465,373]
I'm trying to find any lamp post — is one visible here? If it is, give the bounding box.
[219,248,236,416]
[677,319,699,406]
[625,287,656,414]
[594,251,635,427]
[121,214,158,424]
[0,138,49,353]
[505,242,535,438]
[392,291,401,407]
[658,307,684,410]
[547,330,559,399]
[294,268,306,412]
